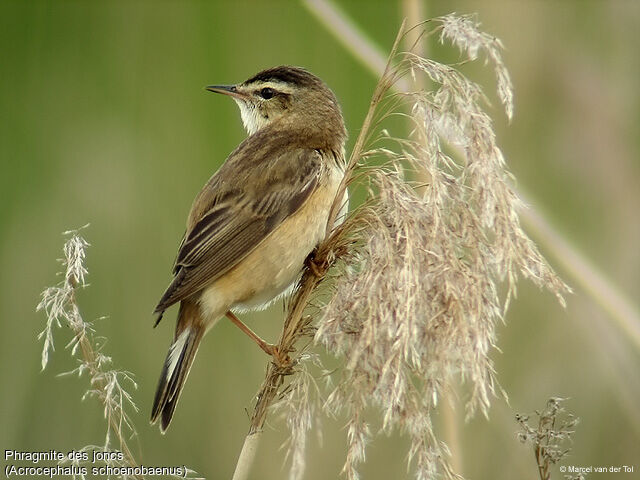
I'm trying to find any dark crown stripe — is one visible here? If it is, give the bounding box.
[243,66,319,87]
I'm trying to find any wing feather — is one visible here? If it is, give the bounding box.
[155,146,322,314]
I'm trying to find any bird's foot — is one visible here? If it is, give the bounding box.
[262,343,292,368]
[305,249,325,278]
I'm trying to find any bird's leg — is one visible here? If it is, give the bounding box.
[225,311,290,366]
[225,311,273,354]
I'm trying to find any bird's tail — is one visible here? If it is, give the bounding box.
[151,300,205,432]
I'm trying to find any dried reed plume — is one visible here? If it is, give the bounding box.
[37,228,141,478]
[38,228,202,480]
[233,14,570,480]
[516,398,584,480]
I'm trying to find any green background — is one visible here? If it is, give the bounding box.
[1,1,638,479]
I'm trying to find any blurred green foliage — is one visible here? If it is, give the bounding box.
[1,1,638,479]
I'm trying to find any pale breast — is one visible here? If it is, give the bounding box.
[198,164,345,322]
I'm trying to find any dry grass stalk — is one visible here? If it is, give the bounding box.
[38,229,203,480]
[516,398,584,480]
[233,14,569,480]
[37,229,141,478]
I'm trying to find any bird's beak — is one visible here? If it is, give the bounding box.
[205,84,246,100]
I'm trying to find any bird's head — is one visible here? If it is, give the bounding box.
[206,66,346,145]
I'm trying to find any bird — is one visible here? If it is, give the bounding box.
[150,66,348,432]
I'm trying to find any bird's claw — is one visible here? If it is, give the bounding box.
[264,343,292,368]
[305,251,325,278]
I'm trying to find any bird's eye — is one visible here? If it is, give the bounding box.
[259,87,274,99]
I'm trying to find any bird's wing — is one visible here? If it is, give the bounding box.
[154,146,323,315]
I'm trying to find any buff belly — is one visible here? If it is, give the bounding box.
[197,167,345,326]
